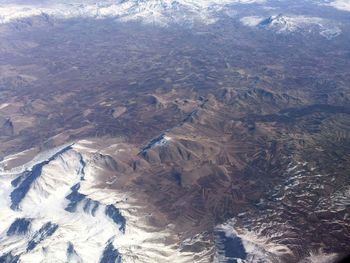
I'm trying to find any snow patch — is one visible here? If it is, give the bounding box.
[323,0,350,12]
[214,219,293,262]
[240,15,263,26]
[140,134,172,153]
[0,103,9,110]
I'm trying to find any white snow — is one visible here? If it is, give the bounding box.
[0,142,74,175]
[240,14,342,39]
[0,103,9,110]
[240,15,263,26]
[0,141,207,262]
[155,135,172,146]
[0,0,266,26]
[214,219,293,262]
[324,0,350,12]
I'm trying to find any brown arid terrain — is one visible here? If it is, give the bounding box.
[0,1,350,262]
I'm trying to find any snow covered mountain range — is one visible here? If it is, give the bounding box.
[1,139,287,262]
[0,0,349,262]
[240,14,342,39]
[1,0,349,28]
[0,140,207,262]
[0,0,265,26]
[1,137,344,262]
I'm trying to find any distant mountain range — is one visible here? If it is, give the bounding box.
[0,0,348,36]
[0,0,265,26]
[240,14,342,39]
